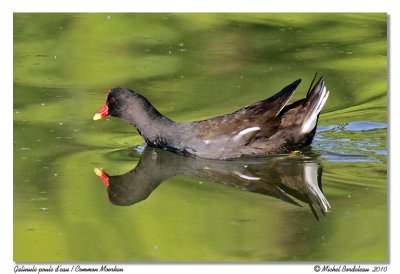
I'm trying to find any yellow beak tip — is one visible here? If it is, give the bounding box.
[93,114,102,120]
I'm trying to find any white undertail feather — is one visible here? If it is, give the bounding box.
[301,85,330,134]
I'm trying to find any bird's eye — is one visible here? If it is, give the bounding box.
[109,97,116,104]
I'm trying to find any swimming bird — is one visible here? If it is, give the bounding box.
[93,76,329,159]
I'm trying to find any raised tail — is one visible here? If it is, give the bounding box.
[300,77,330,134]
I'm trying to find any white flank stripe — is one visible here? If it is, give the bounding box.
[233,126,260,141]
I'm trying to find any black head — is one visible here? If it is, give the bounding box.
[93,87,151,121]
[106,87,136,118]
[93,86,166,133]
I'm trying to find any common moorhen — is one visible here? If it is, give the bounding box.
[93,76,329,159]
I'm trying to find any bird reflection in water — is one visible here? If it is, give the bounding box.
[94,147,330,220]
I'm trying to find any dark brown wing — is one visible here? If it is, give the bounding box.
[194,79,302,140]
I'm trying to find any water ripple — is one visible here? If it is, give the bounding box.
[315,121,386,163]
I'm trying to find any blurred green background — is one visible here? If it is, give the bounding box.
[14,13,387,262]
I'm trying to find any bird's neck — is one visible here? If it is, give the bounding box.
[120,102,178,146]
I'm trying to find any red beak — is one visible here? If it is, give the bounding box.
[94,168,109,189]
[93,103,108,120]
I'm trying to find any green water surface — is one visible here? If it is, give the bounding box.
[13,13,387,262]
